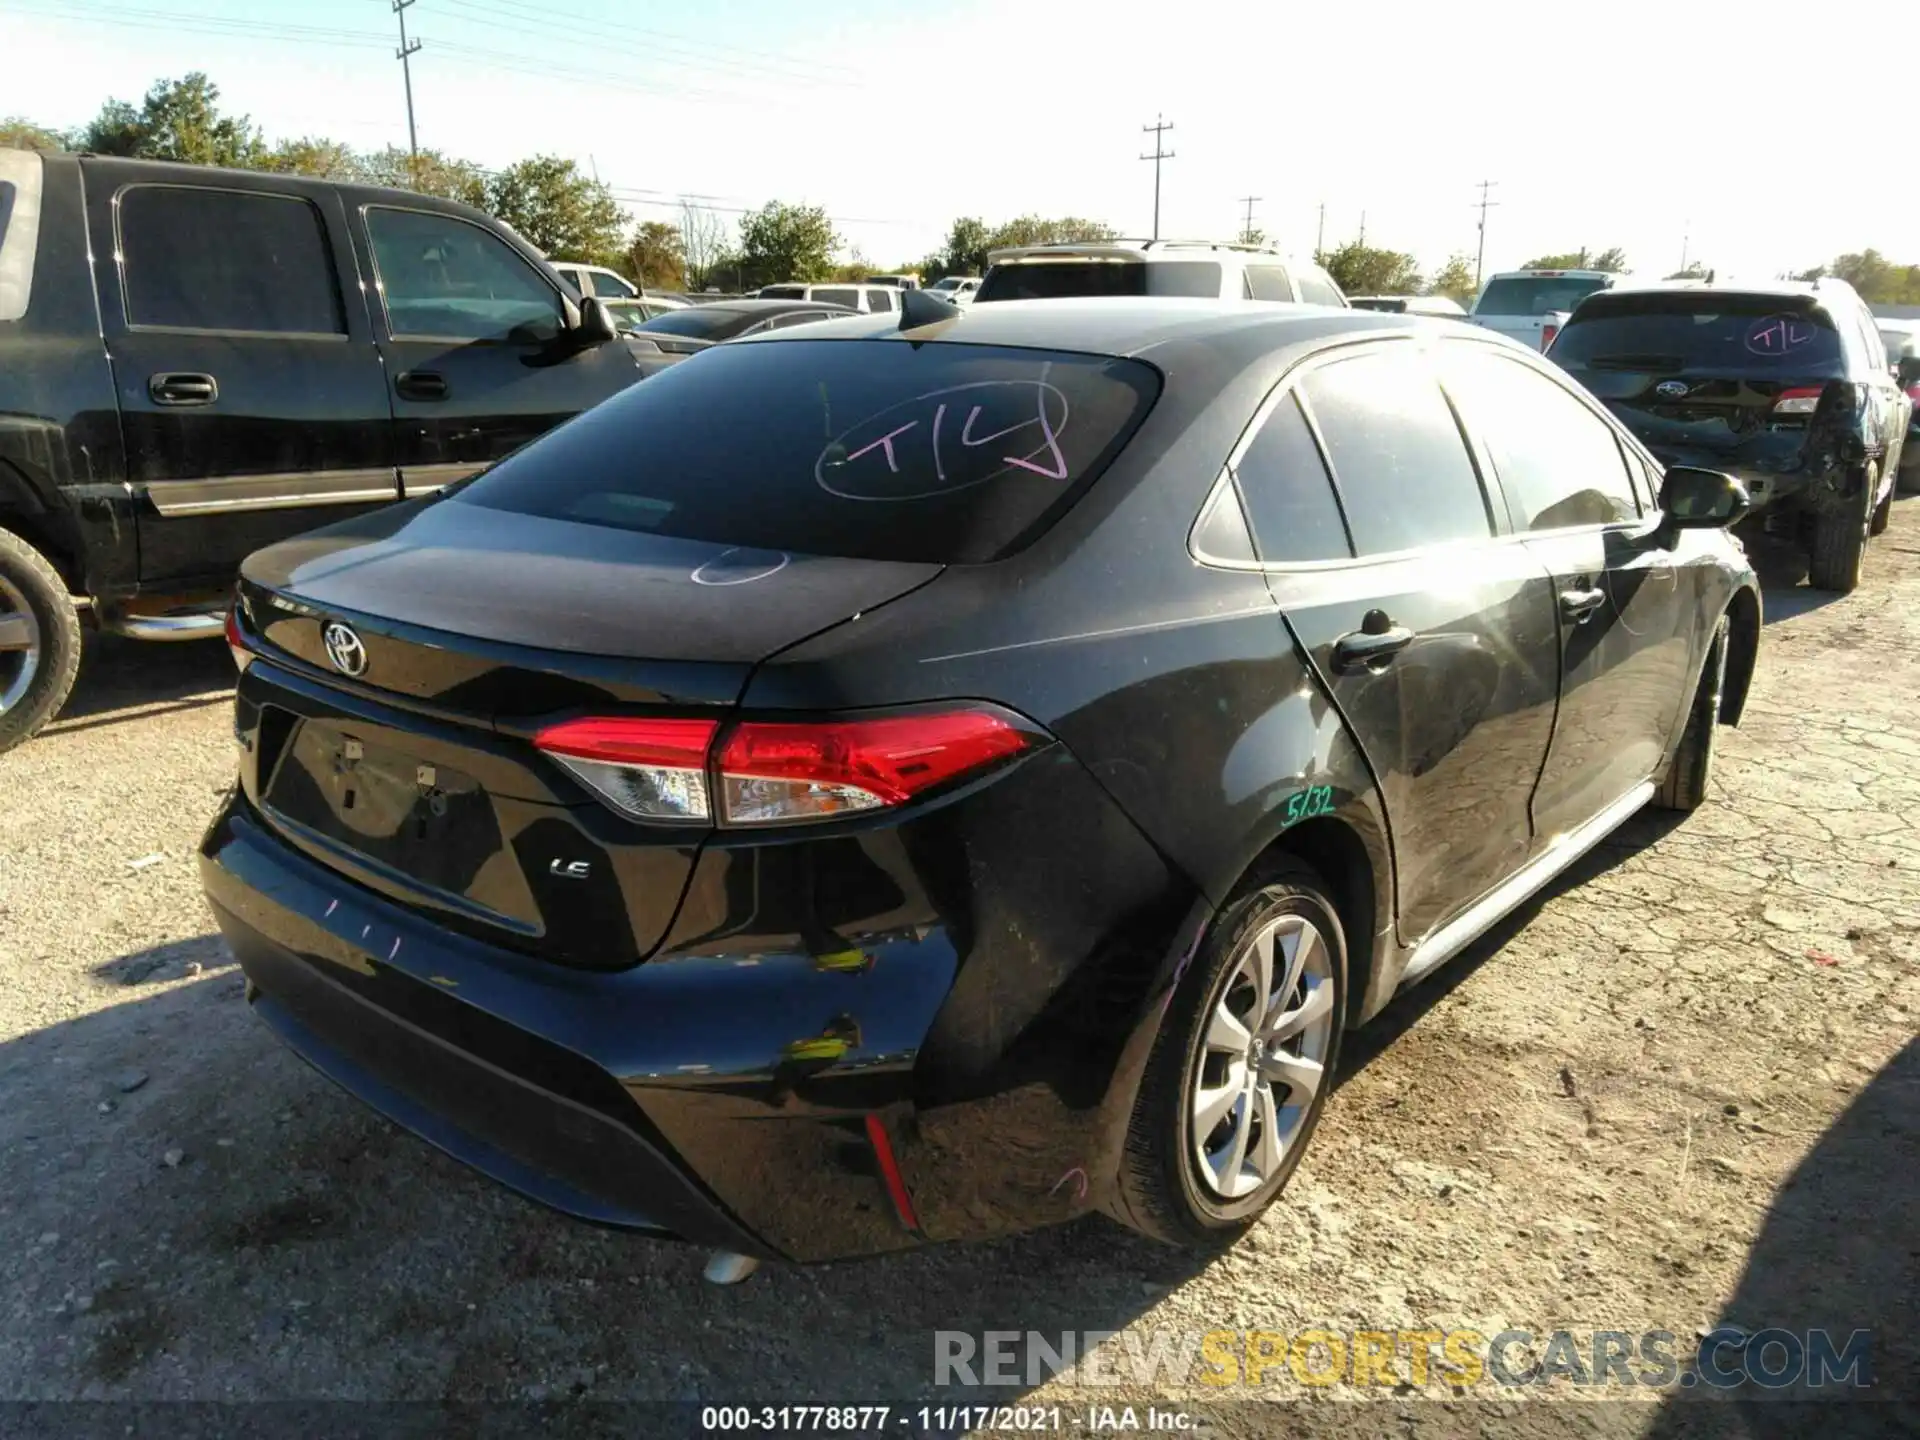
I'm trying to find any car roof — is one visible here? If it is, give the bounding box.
[735,295,1453,362]
[1579,278,1855,304]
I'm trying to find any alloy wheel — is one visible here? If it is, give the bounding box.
[0,572,42,718]
[1189,913,1337,1199]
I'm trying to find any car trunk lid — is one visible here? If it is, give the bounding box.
[234,498,941,967]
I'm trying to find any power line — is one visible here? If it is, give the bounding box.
[393,0,422,185]
[1472,179,1500,287]
[1139,114,1174,241]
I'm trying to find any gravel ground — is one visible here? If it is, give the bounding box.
[1,506,1916,1438]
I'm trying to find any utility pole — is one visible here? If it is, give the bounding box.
[1679,220,1690,275]
[393,0,422,187]
[1472,179,1500,287]
[1139,115,1174,241]
[1358,210,1366,246]
[1237,194,1261,244]
[1315,201,1325,255]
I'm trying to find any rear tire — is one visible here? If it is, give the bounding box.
[0,528,82,755]
[1806,465,1873,594]
[1654,616,1728,813]
[1108,857,1346,1249]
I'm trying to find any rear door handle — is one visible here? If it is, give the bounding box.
[1559,586,1607,623]
[1332,623,1416,672]
[148,372,217,406]
[395,370,449,401]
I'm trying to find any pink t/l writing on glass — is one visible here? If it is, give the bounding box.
[824,379,1071,499]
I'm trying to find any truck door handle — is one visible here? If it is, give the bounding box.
[1559,586,1607,623]
[1332,620,1415,672]
[395,370,449,401]
[148,372,217,406]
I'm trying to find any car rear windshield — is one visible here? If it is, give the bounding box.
[977,260,1221,302]
[1475,275,1611,316]
[454,339,1163,564]
[1552,293,1845,375]
[759,285,806,299]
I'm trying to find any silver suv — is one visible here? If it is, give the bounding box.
[976,240,1348,307]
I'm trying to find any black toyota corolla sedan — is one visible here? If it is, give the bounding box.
[202,297,1761,1268]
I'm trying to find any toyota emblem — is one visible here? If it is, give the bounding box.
[322,621,368,678]
[1653,380,1690,399]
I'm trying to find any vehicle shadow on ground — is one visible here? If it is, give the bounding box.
[1638,1038,1918,1437]
[48,634,232,731]
[6,940,1211,1407]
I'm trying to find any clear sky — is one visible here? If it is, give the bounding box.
[4,0,1914,282]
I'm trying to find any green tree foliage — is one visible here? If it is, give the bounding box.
[1315,241,1422,297]
[1518,247,1627,272]
[1826,250,1920,304]
[486,155,624,264]
[80,73,262,167]
[259,137,361,182]
[918,214,1113,282]
[357,146,489,205]
[1426,254,1477,305]
[0,117,67,152]
[736,200,840,288]
[627,220,686,291]
[1665,261,1709,280]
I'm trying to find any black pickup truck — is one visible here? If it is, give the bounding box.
[0,148,671,752]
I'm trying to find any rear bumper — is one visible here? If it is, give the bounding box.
[202,744,1193,1259]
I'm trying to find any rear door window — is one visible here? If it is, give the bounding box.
[867,287,895,312]
[456,340,1163,563]
[1298,350,1491,555]
[118,185,345,335]
[1245,265,1294,301]
[813,287,860,308]
[591,270,638,299]
[759,284,807,299]
[1231,392,1352,562]
[365,207,562,342]
[1442,347,1640,530]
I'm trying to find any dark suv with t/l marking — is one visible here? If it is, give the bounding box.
[202,298,1760,1267]
[0,148,671,753]
[1551,280,1910,592]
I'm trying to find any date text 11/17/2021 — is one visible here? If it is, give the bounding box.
[698,1404,1196,1431]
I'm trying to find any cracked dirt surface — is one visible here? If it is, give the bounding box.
[0,506,1915,1437]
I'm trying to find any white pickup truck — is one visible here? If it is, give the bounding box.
[1466,269,1620,352]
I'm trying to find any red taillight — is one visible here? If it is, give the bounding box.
[717,709,1033,824]
[1773,386,1823,416]
[1540,322,1559,352]
[535,716,719,823]
[1905,383,1920,403]
[535,707,1036,827]
[225,606,253,673]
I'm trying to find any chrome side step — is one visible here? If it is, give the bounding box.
[1398,780,1656,990]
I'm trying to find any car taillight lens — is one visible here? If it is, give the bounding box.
[1773,386,1823,416]
[1906,383,1920,403]
[225,606,253,673]
[717,709,1034,824]
[536,707,1038,827]
[535,716,720,823]
[1540,322,1559,352]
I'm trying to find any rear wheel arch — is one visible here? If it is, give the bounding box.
[1251,814,1382,1031]
[0,460,84,596]
[1720,584,1760,726]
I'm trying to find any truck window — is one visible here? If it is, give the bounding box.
[366,207,562,343]
[118,186,345,335]
[592,270,638,299]
[1295,270,1344,307]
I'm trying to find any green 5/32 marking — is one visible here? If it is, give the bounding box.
[1284,784,1335,825]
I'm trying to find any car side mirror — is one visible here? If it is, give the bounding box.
[576,296,618,345]
[1658,466,1749,533]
